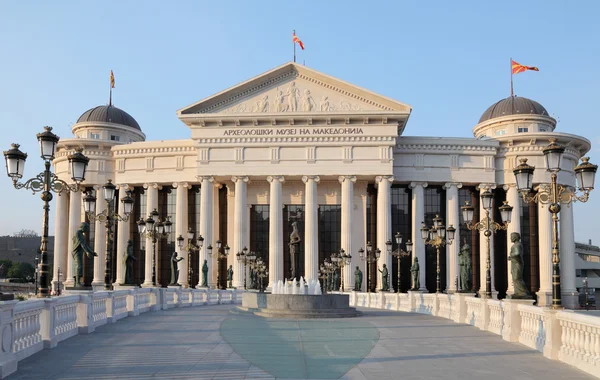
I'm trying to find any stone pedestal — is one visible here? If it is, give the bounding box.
[239,293,360,318]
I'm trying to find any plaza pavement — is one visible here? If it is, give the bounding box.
[7,304,596,380]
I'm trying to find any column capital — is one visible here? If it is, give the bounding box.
[231,176,249,183]
[266,175,285,183]
[213,182,223,190]
[143,183,162,190]
[409,181,428,189]
[443,182,463,190]
[338,175,357,184]
[302,175,320,184]
[375,175,394,184]
[477,183,497,192]
[196,176,214,183]
[172,182,189,189]
[117,184,133,191]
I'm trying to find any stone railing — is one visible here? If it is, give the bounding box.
[0,287,242,379]
[347,291,600,379]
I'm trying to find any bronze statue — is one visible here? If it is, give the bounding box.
[169,251,184,286]
[378,264,389,291]
[201,259,208,287]
[289,221,301,280]
[354,266,363,291]
[123,239,136,285]
[458,238,472,292]
[227,265,234,288]
[410,257,420,290]
[71,222,97,286]
[508,232,532,298]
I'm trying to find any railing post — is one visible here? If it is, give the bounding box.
[0,301,18,378]
[106,292,115,323]
[543,309,562,360]
[502,299,534,342]
[76,295,95,334]
[127,289,139,317]
[40,298,57,349]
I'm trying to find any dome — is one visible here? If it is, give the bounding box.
[478,96,549,123]
[77,105,141,130]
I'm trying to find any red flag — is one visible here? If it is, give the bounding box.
[293,32,304,50]
[511,60,539,75]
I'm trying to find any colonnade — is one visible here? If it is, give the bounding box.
[50,177,578,304]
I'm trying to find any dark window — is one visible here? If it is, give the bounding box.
[157,187,176,287]
[493,189,508,299]
[318,205,341,267]
[283,205,304,280]
[424,187,446,293]
[459,187,480,291]
[391,186,411,292]
[187,187,201,286]
[521,191,539,295]
[131,187,146,285]
[250,204,270,269]
[366,185,377,291]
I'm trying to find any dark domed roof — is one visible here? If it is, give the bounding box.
[479,96,549,123]
[77,105,141,130]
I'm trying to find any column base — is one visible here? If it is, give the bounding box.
[141,282,157,288]
[561,291,579,309]
[536,290,552,307]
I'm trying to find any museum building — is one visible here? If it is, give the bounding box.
[50,62,590,308]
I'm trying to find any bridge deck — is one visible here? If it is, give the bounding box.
[7,304,595,380]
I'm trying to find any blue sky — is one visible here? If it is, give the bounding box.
[0,1,599,242]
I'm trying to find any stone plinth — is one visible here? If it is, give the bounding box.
[239,293,361,318]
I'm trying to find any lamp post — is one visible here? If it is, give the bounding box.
[214,240,230,289]
[236,247,254,290]
[137,209,172,286]
[389,232,413,293]
[583,277,589,311]
[176,228,204,289]
[254,257,268,292]
[34,257,39,296]
[4,127,90,298]
[359,242,380,292]
[421,215,456,293]
[512,139,597,309]
[56,267,62,296]
[83,179,134,290]
[333,249,352,292]
[461,192,512,299]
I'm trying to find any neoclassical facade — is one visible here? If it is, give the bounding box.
[51,62,591,308]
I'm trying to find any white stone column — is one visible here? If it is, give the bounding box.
[65,190,82,287]
[92,186,107,288]
[505,184,521,296]
[267,176,284,288]
[445,182,462,292]
[376,176,393,290]
[198,176,214,287]
[478,184,497,297]
[232,176,249,288]
[114,184,132,286]
[212,183,222,288]
[174,182,189,287]
[52,192,69,293]
[142,183,160,287]
[302,176,320,282]
[560,200,577,308]
[410,182,427,291]
[340,175,356,291]
[537,201,553,306]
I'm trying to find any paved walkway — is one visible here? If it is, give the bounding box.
[7,305,596,380]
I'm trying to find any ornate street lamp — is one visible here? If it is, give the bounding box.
[513,139,597,309]
[359,243,380,292]
[390,232,413,293]
[335,249,352,292]
[421,216,456,293]
[4,127,89,297]
[254,257,268,292]
[236,247,254,290]
[84,180,134,290]
[461,193,512,298]
[214,239,230,289]
[176,228,204,288]
[137,209,172,286]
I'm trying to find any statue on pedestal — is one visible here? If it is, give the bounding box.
[458,238,472,292]
[289,221,301,280]
[169,251,184,286]
[508,232,532,299]
[410,257,420,290]
[201,259,208,287]
[71,222,97,287]
[354,266,362,291]
[378,264,389,291]
[123,240,136,285]
[227,265,234,288]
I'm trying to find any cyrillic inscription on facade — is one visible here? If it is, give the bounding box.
[222,127,364,137]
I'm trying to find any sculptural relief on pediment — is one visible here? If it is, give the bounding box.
[218,79,374,114]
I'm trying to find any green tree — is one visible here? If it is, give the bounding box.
[0,259,12,277]
[6,262,34,280]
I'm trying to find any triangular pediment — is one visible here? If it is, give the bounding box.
[177,62,411,117]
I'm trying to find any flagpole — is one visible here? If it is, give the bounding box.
[510,57,514,97]
[293,29,296,63]
[109,85,112,106]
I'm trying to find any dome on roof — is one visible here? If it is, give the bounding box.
[76,105,141,130]
[478,96,549,123]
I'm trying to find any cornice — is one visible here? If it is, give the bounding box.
[195,135,395,145]
[396,143,497,153]
[113,146,197,156]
